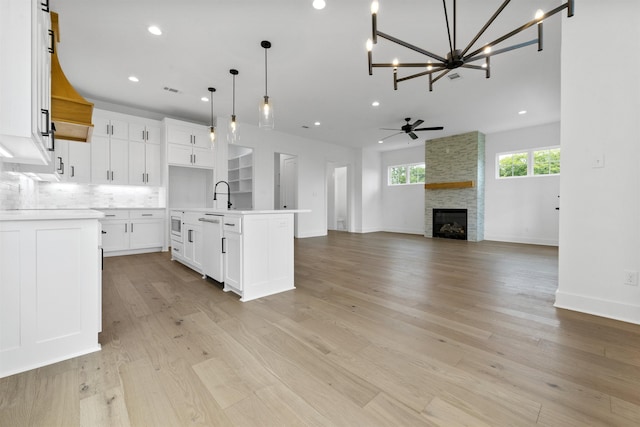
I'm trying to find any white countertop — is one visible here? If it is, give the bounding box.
[170,208,310,215]
[0,209,105,221]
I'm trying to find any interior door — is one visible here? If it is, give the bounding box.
[281,156,297,209]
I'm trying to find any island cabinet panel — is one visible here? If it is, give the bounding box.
[223,213,295,302]
[0,217,102,379]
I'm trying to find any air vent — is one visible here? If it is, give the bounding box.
[448,73,462,80]
[163,86,180,93]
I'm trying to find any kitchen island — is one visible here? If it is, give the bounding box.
[0,209,104,378]
[170,209,309,302]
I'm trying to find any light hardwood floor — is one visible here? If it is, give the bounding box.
[2,232,640,426]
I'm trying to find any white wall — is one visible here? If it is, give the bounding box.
[380,145,425,234]
[556,1,640,325]
[214,123,357,238]
[334,166,347,230]
[484,122,561,246]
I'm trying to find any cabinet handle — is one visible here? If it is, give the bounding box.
[146,130,149,140]
[141,213,153,217]
[41,0,50,12]
[106,124,110,135]
[111,171,114,181]
[56,157,63,173]
[125,223,128,233]
[47,30,55,54]
[224,223,235,227]
[146,173,149,182]
[142,173,145,183]
[188,230,193,243]
[193,154,196,164]
[40,109,50,136]
[71,165,74,177]
[111,124,114,135]
[105,214,116,217]
[222,237,226,254]
[59,160,64,175]
[106,170,110,180]
[131,223,134,233]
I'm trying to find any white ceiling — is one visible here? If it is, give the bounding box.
[52,0,565,152]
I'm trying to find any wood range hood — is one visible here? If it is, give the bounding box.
[51,12,94,142]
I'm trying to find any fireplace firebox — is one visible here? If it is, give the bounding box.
[433,209,467,240]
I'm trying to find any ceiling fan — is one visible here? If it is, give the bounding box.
[380,118,444,141]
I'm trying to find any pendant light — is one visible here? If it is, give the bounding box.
[208,87,216,146]
[228,69,239,144]
[259,40,274,129]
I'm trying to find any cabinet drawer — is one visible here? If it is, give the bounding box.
[171,240,184,256]
[223,216,242,234]
[130,209,165,219]
[99,209,129,220]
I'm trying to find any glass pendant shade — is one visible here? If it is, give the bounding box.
[259,95,274,129]
[227,69,239,144]
[259,40,274,129]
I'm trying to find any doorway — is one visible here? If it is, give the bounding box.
[274,153,298,210]
[327,163,350,232]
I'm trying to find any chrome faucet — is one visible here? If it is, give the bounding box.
[213,180,232,209]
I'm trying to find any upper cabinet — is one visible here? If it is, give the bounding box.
[164,118,214,169]
[0,0,53,164]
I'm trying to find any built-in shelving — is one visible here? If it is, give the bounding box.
[228,148,253,208]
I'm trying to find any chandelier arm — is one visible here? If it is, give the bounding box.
[373,62,446,68]
[461,64,486,71]
[460,0,512,57]
[464,2,568,61]
[377,31,447,63]
[442,0,454,58]
[396,67,446,84]
[465,39,538,63]
[431,69,452,85]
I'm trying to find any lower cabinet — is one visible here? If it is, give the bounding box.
[223,228,242,290]
[99,209,165,256]
[172,211,204,272]
[0,214,102,378]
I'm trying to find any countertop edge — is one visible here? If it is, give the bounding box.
[0,209,106,221]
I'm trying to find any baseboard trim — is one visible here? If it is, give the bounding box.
[484,233,559,247]
[554,290,640,325]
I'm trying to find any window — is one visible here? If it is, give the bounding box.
[533,148,560,175]
[496,147,560,178]
[388,163,425,185]
[498,152,528,178]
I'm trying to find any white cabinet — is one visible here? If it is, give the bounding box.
[99,209,164,255]
[165,118,214,168]
[0,213,102,378]
[0,0,53,164]
[129,140,161,186]
[91,115,129,184]
[181,212,204,272]
[55,139,90,183]
[223,213,295,302]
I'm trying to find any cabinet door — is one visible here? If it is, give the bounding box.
[145,143,161,185]
[92,116,111,137]
[110,119,129,140]
[67,141,91,183]
[54,140,69,181]
[224,232,242,291]
[193,146,215,168]
[128,141,146,186]
[191,127,212,149]
[90,135,111,184]
[101,221,129,252]
[145,124,161,145]
[167,144,193,166]
[183,224,203,270]
[166,124,195,146]
[128,122,147,144]
[109,138,129,185]
[129,220,163,249]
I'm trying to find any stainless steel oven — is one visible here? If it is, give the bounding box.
[170,210,183,242]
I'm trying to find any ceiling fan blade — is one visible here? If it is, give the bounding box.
[408,132,419,140]
[410,119,424,129]
[380,131,404,141]
[380,127,402,131]
[414,126,444,131]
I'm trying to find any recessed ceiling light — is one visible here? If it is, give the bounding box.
[201,97,209,102]
[312,0,326,10]
[372,101,380,107]
[518,110,527,115]
[128,76,139,82]
[148,25,162,36]
[314,121,321,126]
[378,140,383,144]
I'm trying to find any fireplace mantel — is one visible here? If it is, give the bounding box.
[425,181,475,190]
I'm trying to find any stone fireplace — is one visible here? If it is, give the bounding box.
[433,208,467,240]
[424,131,485,242]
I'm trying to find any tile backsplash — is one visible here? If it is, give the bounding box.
[1,161,164,209]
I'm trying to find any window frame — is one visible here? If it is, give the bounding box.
[387,162,426,186]
[495,145,560,179]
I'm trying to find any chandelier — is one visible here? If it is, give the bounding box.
[367,0,574,91]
